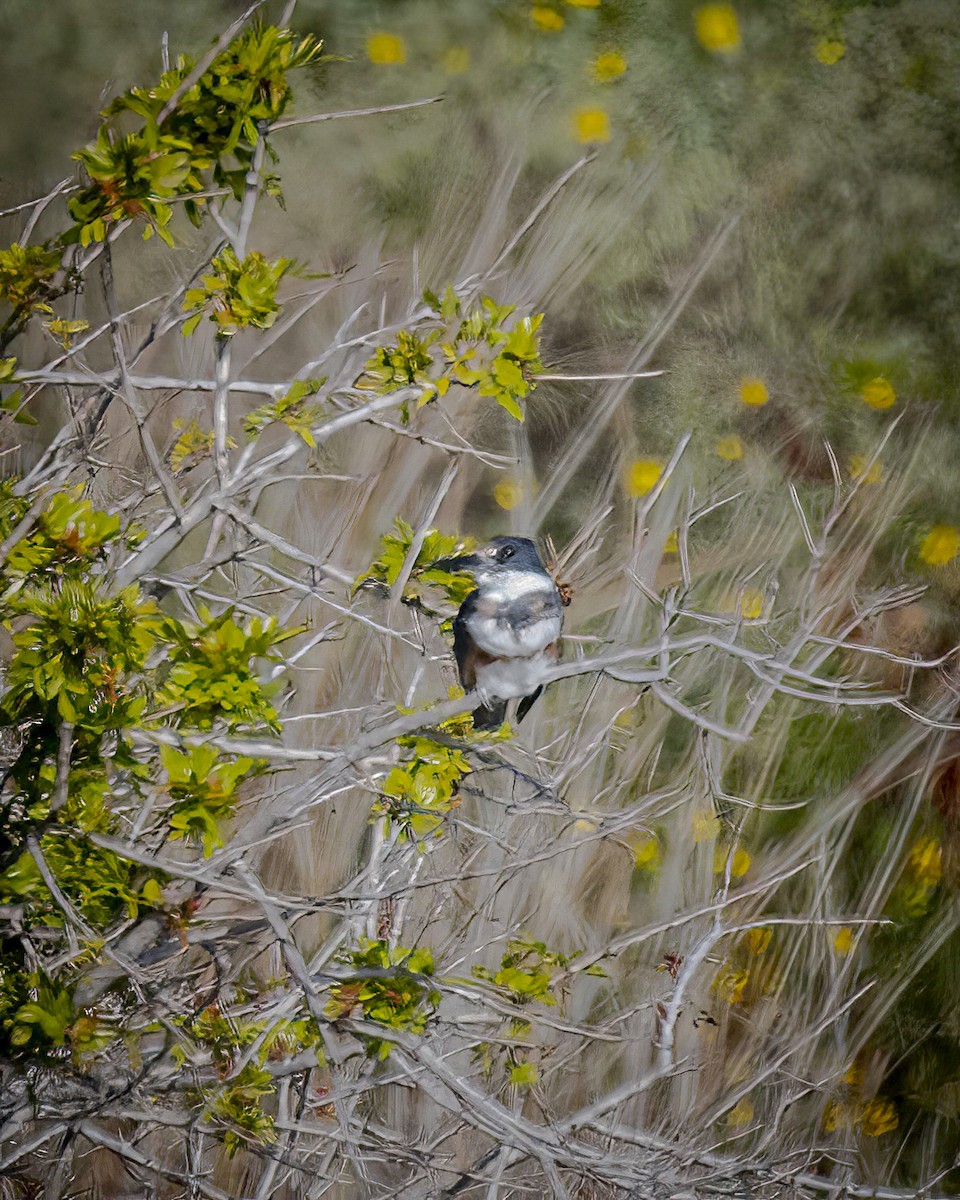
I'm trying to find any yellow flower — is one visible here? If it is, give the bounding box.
[663,530,679,555]
[713,965,749,1004]
[833,926,855,955]
[443,46,470,74]
[692,811,721,843]
[593,50,626,81]
[860,1098,898,1137]
[738,376,768,406]
[848,454,882,484]
[625,458,663,496]
[573,106,611,143]
[494,480,524,510]
[744,927,772,955]
[907,836,942,887]
[695,5,741,53]
[566,0,600,6]
[367,32,407,65]
[919,524,960,566]
[714,846,751,877]
[739,588,764,620]
[860,376,895,409]
[815,38,845,64]
[631,833,662,871]
[532,6,565,30]
[823,1100,855,1132]
[726,1098,755,1126]
[715,434,744,460]
[843,1062,864,1088]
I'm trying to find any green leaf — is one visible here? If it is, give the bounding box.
[496,392,524,422]
[510,1061,539,1087]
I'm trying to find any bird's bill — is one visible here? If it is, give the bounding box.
[427,551,488,573]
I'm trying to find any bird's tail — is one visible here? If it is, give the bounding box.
[472,700,507,729]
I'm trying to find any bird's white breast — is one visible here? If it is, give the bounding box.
[469,572,561,659]
[473,649,557,702]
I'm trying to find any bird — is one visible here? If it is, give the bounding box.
[429,536,563,728]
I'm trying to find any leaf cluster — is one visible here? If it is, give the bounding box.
[375,735,472,842]
[354,517,477,619]
[356,286,545,422]
[156,607,295,731]
[242,378,326,445]
[326,938,440,1059]
[67,24,323,246]
[181,247,297,337]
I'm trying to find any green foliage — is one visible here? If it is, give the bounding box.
[161,743,261,856]
[168,417,215,473]
[0,355,29,422]
[0,242,62,316]
[211,1063,278,1157]
[431,289,544,423]
[472,936,573,1007]
[181,247,297,337]
[156,607,296,731]
[3,971,116,1061]
[4,487,125,587]
[355,517,477,617]
[173,998,324,1156]
[469,937,599,1090]
[357,286,545,422]
[68,124,193,247]
[242,378,326,445]
[326,938,440,1058]
[67,23,323,245]
[2,580,158,727]
[0,488,300,1080]
[375,735,472,842]
[358,329,443,399]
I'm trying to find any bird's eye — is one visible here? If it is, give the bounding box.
[498,544,515,562]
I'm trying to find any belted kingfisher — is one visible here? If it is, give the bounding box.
[430,536,563,728]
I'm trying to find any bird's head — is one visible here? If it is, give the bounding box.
[429,536,547,583]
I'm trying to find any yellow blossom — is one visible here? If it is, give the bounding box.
[823,1100,855,1132]
[907,836,942,887]
[833,926,855,955]
[849,454,882,484]
[532,6,565,30]
[860,376,895,409]
[494,479,524,510]
[573,106,611,143]
[919,524,960,566]
[726,1098,755,1126]
[860,1098,898,1137]
[663,530,679,555]
[714,846,751,877]
[739,376,768,406]
[815,38,845,64]
[625,458,663,496]
[843,1062,864,1088]
[593,50,627,81]
[566,0,600,6]
[443,46,470,74]
[692,811,721,843]
[739,588,764,620]
[744,927,772,955]
[715,434,744,460]
[713,965,749,1004]
[695,5,741,53]
[631,833,662,871]
[366,32,406,65]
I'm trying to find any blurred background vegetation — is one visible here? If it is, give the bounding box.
[4,0,960,1193]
